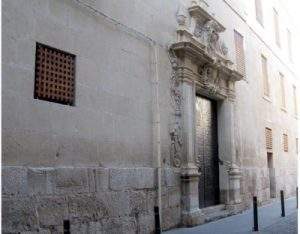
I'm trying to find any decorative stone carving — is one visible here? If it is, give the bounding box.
[176,4,188,27]
[194,19,228,57]
[170,0,244,225]
[169,50,182,114]
[170,124,183,167]
[169,49,183,168]
[198,63,222,96]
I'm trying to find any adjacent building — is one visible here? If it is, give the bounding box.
[2,0,299,233]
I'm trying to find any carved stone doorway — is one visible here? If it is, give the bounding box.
[196,96,220,208]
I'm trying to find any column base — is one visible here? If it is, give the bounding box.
[182,209,205,227]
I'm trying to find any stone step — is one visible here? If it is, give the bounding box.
[204,209,231,223]
[201,204,226,215]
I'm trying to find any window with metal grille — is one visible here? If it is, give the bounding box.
[279,73,286,109]
[283,134,288,152]
[265,128,272,150]
[293,85,297,116]
[273,8,280,47]
[234,30,245,76]
[34,43,76,106]
[255,0,263,26]
[261,55,269,97]
[287,29,293,62]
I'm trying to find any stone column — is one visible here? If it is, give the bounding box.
[180,77,204,226]
[219,98,242,210]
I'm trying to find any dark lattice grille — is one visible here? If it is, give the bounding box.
[34,43,75,105]
[265,127,273,150]
[283,134,288,152]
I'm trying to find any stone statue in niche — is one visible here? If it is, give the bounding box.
[170,123,183,167]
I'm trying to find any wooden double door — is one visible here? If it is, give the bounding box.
[196,96,220,208]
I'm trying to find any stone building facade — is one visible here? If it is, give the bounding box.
[2,0,299,233]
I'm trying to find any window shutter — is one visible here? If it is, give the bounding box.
[234,30,245,76]
[283,134,288,152]
[265,128,273,150]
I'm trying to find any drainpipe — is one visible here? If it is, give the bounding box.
[153,44,162,225]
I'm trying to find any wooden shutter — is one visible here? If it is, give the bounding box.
[34,43,76,106]
[261,55,269,96]
[255,0,263,25]
[234,30,245,76]
[283,134,288,152]
[265,128,273,150]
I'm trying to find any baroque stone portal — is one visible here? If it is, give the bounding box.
[170,0,243,226]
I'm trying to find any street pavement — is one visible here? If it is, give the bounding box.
[164,197,297,234]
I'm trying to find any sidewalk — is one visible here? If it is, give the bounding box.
[164,197,297,234]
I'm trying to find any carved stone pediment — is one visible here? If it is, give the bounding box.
[172,0,243,101]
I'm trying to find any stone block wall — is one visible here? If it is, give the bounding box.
[2,166,181,233]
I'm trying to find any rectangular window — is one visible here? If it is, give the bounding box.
[265,128,273,150]
[296,138,299,154]
[293,85,298,116]
[261,55,269,97]
[255,0,263,26]
[279,73,286,109]
[283,134,288,152]
[273,8,280,47]
[34,43,76,106]
[234,30,245,76]
[287,29,293,62]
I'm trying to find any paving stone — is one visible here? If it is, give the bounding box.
[164,198,297,234]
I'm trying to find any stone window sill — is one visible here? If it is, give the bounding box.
[281,107,287,113]
[263,95,272,103]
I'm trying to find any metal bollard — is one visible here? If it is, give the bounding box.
[297,187,298,209]
[63,220,70,234]
[280,190,285,217]
[253,196,259,231]
[154,206,161,234]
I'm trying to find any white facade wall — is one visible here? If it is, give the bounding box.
[2,0,299,232]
